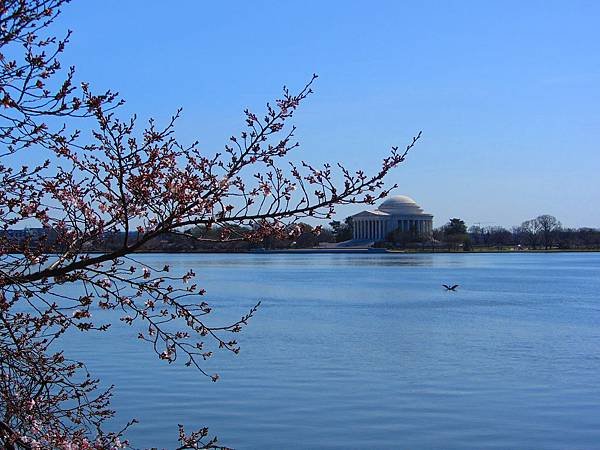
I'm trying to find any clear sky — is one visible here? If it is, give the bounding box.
[54,0,599,228]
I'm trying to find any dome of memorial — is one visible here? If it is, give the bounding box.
[378,195,425,215]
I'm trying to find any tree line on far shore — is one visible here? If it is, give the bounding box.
[5,214,599,252]
[326,214,600,251]
[382,214,600,251]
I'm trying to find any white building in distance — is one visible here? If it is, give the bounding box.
[352,195,433,241]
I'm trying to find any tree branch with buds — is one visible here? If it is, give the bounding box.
[0,1,420,448]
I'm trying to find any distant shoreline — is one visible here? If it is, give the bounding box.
[53,248,600,255]
[7,248,600,256]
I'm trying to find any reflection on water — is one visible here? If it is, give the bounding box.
[62,253,600,449]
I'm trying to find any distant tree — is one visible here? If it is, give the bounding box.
[468,225,485,245]
[472,221,600,251]
[519,218,542,249]
[536,214,561,250]
[329,216,354,242]
[487,226,513,250]
[511,226,526,249]
[444,218,467,235]
[316,226,335,244]
[328,220,342,232]
[557,228,577,249]
[576,227,600,249]
[517,215,561,250]
[442,218,468,250]
[387,228,418,248]
[432,227,445,242]
[293,223,322,248]
[462,237,473,251]
[0,1,421,447]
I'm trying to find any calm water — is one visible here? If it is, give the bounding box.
[65,253,600,449]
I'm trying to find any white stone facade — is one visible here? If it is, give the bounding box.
[351,195,433,241]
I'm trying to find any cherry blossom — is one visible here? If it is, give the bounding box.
[0,0,420,448]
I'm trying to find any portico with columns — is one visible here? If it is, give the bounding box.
[351,195,433,241]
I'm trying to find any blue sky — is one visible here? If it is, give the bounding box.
[54,1,599,228]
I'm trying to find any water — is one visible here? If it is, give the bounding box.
[64,253,600,449]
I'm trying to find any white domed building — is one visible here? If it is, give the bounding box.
[351,195,433,241]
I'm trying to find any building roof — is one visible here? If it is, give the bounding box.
[378,195,427,215]
[353,210,390,217]
[352,195,432,218]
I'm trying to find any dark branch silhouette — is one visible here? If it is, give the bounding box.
[0,1,420,447]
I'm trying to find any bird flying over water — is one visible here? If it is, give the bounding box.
[443,284,459,291]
